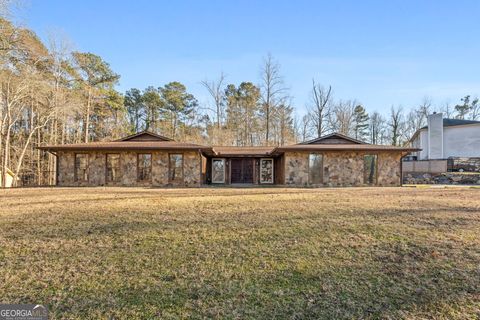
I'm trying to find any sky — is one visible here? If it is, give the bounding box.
[16,0,480,116]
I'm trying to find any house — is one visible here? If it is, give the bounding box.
[38,131,418,187]
[0,168,18,188]
[409,113,480,160]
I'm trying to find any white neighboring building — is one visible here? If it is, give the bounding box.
[410,113,480,160]
[0,168,18,188]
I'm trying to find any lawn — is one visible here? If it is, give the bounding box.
[1,187,479,319]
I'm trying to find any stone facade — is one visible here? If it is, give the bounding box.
[56,150,403,187]
[57,151,202,187]
[284,151,402,187]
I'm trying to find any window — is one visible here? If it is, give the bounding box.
[169,154,183,181]
[212,158,225,183]
[308,153,323,185]
[137,154,152,181]
[106,154,120,183]
[75,154,89,182]
[260,158,274,184]
[364,154,378,185]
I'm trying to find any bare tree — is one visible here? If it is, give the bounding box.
[259,53,288,145]
[369,111,387,144]
[471,97,480,120]
[200,72,226,129]
[439,100,454,118]
[300,114,311,142]
[329,100,356,136]
[307,79,332,137]
[418,96,433,124]
[388,105,404,146]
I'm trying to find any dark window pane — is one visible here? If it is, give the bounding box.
[169,154,183,181]
[308,154,323,184]
[137,154,152,181]
[75,154,89,182]
[106,154,120,182]
[364,154,377,184]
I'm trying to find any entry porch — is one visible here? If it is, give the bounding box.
[204,148,283,185]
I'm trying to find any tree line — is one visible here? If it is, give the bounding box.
[1,12,479,186]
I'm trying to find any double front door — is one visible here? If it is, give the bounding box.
[230,158,254,184]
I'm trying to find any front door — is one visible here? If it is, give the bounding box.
[230,158,254,184]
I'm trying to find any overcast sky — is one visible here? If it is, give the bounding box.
[18,0,480,116]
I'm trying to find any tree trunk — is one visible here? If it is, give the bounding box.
[84,87,91,143]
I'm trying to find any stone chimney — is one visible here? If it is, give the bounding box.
[427,112,444,159]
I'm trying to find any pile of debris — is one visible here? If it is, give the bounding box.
[403,172,480,185]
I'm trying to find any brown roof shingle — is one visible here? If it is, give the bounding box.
[38,141,211,152]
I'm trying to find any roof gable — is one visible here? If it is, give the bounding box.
[299,133,367,145]
[116,131,173,142]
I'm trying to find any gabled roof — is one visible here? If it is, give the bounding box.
[299,132,367,145]
[275,132,418,154]
[420,118,480,130]
[116,131,173,142]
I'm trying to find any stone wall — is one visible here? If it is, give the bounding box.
[57,151,202,187]
[377,152,402,186]
[284,152,309,186]
[403,172,480,185]
[284,151,402,187]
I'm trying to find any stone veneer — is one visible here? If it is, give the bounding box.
[284,151,402,187]
[57,151,202,187]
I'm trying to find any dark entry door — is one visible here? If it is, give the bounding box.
[230,158,254,184]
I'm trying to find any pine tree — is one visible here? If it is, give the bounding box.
[353,105,369,141]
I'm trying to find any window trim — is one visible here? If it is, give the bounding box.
[259,158,274,184]
[308,153,324,185]
[168,153,184,182]
[74,153,89,183]
[363,153,378,185]
[105,153,121,183]
[137,153,153,182]
[211,158,226,184]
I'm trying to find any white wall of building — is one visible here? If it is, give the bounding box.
[443,124,480,158]
[0,172,15,187]
[427,113,444,159]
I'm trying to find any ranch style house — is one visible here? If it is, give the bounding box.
[39,131,419,187]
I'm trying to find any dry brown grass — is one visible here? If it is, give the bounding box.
[1,187,479,319]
